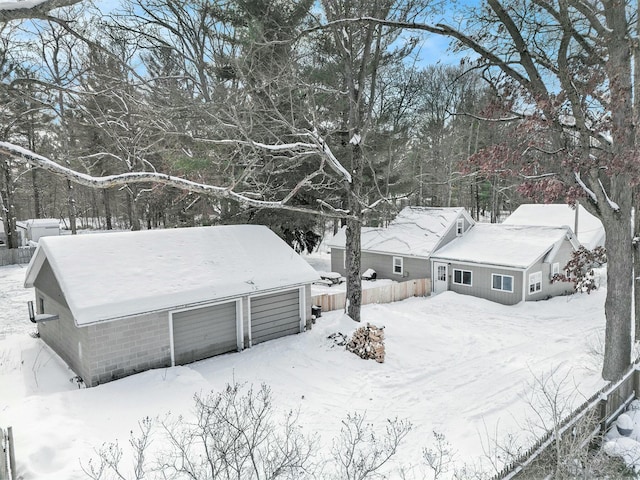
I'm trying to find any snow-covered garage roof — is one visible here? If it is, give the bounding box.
[503,204,605,250]
[24,225,319,326]
[430,224,580,269]
[327,207,474,258]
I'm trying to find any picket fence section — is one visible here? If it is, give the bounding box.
[493,363,640,480]
[311,278,431,313]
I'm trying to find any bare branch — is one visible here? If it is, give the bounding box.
[0,141,354,219]
[0,0,81,22]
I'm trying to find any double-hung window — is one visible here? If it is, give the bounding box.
[453,269,472,286]
[456,218,464,236]
[492,274,513,292]
[393,256,404,275]
[529,271,542,294]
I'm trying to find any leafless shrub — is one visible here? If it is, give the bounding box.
[81,416,152,480]
[158,383,315,480]
[476,367,634,479]
[330,412,412,480]
[81,383,419,480]
[422,430,456,480]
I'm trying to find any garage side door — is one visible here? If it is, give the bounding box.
[251,290,300,345]
[172,301,237,365]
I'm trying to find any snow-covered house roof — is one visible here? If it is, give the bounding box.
[24,225,320,326]
[430,224,580,269]
[503,204,605,250]
[327,207,474,258]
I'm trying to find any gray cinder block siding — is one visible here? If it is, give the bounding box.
[35,284,314,387]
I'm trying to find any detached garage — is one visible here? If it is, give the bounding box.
[23,225,319,387]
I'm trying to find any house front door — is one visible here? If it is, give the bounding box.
[433,262,448,294]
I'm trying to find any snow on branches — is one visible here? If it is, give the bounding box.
[0,140,353,219]
[0,0,82,22]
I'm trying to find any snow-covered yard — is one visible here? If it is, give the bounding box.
[0,263,607,479]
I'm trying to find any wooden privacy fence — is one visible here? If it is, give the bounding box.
[493,363,640,480]
[311,278,431,312]
[0,427,16,480]
[0,247,36,267]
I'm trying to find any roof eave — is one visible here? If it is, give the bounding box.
[73,280,317,327]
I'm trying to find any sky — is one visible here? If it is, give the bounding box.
[0,0,472,67]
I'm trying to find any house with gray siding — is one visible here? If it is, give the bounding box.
[327,207,475,281]
[23,225,319,387]
[429,224,580,305]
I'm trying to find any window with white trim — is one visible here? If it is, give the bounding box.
[529,271,542,294]
[552,263,560,276]
[393,256,404,275]
[492,274,513,292]
[453,269,472,286]
[456,218,464,236]
[437,265,447,282]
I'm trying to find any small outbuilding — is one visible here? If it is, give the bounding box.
[24,218,61,243]
[430,224,580,305]
[327,207,475,281]
[24,225,319,387]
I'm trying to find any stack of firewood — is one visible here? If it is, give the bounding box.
[346,323,385,363]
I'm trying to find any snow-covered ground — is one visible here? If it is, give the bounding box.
[0,263,607,479]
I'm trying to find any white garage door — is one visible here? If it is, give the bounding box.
[172,301,238,365]
[250,289,301,345]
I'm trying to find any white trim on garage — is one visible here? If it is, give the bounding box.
[298,286,306,332]
[236,300,244,351]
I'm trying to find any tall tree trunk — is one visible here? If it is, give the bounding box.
[31,167,42,219]
[67,179,77,234]
[632,0,640,342]
[127,188,141,231]
[634,197,640,341]
[345,142,363,322]
[1,156,18,249]
[104,188,113,230]
[602,204,634,379]
[345,214,362,322]
[600,3,635,379]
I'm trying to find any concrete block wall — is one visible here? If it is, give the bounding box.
[0,246,36,266]
[36,289,92,383]
[85,311,171,387]
[38,286,313,387]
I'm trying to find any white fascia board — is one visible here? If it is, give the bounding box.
[362,248,431,260]
[73,281,313,328]
[23,244,46,288]
[428,257,527,272]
